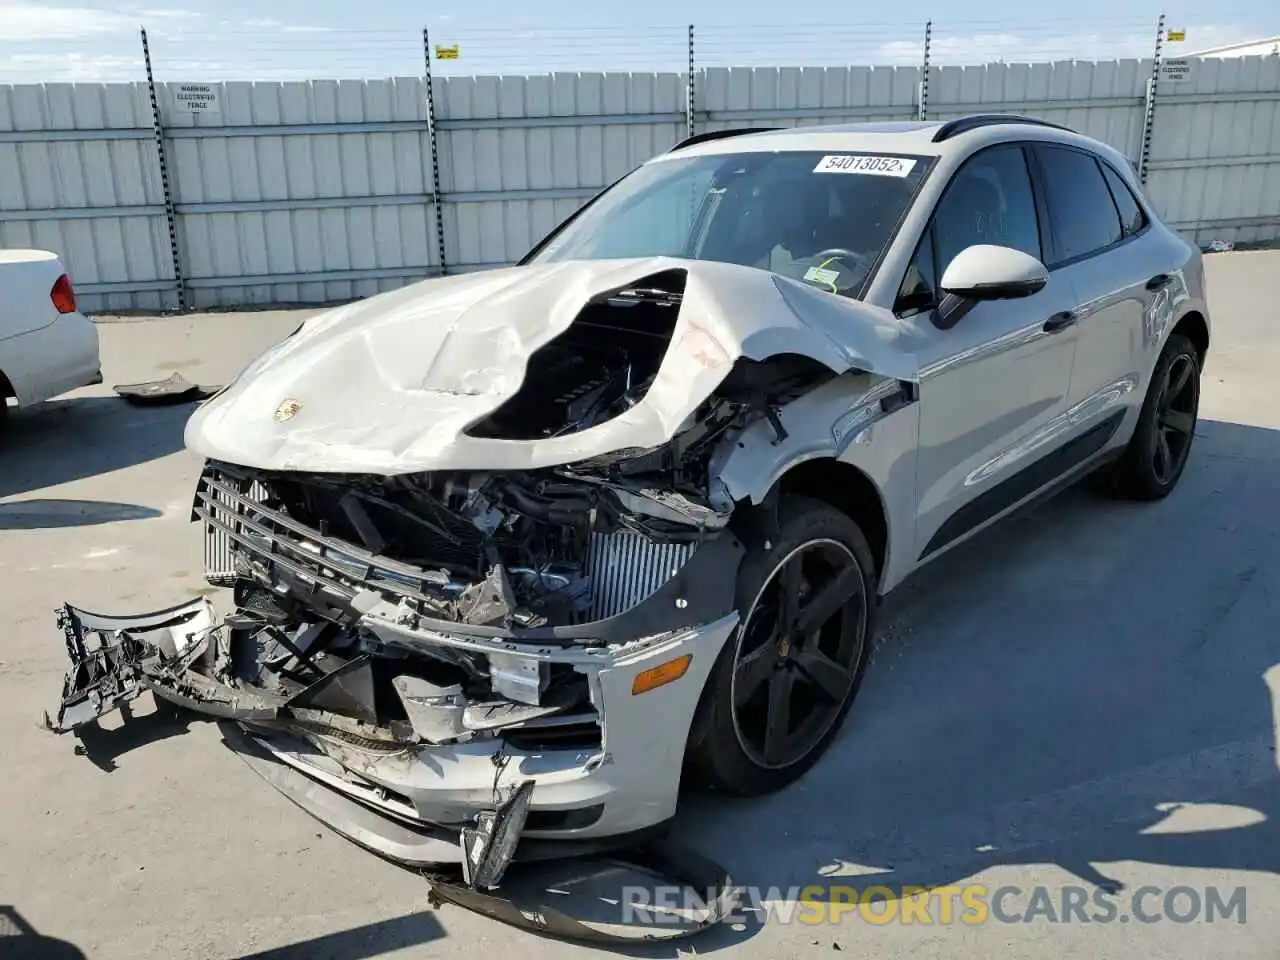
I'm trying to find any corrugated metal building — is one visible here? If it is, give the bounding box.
[2,56,1278,312]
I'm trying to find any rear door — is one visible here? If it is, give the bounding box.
[1028,144,1160,437]
[897,143,1081,562]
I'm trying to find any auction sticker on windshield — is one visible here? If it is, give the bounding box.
[814,155,917,177]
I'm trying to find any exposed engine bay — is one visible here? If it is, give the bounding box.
[198,382,831,634]
[193,270,839,634]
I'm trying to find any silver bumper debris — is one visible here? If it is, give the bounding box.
[46,611,735,942]
[426,844,737,943]
[45,594,735,896]
[113,371,220,406]
[44,597,216,734]
[460,780,536,889]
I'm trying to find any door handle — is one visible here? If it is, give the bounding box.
[1146,273,1173,291]
[1043,310,1077,333]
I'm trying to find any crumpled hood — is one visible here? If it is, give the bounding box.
[185,256,919,474]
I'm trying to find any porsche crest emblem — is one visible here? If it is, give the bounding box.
[272,398,303,423]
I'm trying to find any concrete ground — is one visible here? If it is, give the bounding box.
[1,252,1277,959]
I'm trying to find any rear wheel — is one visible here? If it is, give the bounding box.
[686,496,876,796]
[1100,334,1200,500]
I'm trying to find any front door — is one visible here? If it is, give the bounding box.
[896,143,1081,562]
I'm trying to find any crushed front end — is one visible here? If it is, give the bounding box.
[49,366,802,883]
[49,456,746,880]
[46,261,900,889]
[191,456,748,869]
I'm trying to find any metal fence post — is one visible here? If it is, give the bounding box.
[140,27,186,311]
[919,20,933,121]
[1138,13,1166,186]
[423,28,449,277]
[686,24,696,139]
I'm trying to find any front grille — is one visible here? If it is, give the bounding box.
[198,464,696,624]
[267,475,490,571]
[195,465,448,605]
[203,476,269,585]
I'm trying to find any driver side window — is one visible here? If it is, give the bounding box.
[896,144,1041,316]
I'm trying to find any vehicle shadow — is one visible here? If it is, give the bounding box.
[0,396,193,499]
[0,906,88,959]
[230,910,445,960]
[66,698,196,774]
[673,417,1280,935]
[0,499,162,530]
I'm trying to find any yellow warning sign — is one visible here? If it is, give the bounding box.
[435,44,460,60]
[1167,29,1186,42]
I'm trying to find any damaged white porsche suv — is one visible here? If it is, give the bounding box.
[51,116,1209,888]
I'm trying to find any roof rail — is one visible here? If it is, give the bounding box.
[668,127,780,153]
[930,114,1073,143]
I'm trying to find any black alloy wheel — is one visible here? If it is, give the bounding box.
[686,496,876,795]
[730,538,867,770]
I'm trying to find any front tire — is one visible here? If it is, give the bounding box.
[685,496,877,796]
[1103,333,1201,500]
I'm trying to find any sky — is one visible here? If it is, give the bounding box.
[0,0,1275,83]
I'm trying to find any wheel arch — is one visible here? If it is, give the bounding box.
[1172,309,1209,365]
[776,457,889,584]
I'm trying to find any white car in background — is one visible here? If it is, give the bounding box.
[0,249,101,428]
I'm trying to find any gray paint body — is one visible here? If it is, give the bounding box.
[185,120,1210,596]
[163,118,1210,853]
[692,121,1209,590]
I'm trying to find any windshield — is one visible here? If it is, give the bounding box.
[528,149,932,298]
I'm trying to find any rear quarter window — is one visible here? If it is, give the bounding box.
[1099,162,1148,237]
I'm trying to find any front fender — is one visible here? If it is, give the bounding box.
[709,373,922,593]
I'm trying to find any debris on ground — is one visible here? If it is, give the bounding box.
[113,372,220,405]
[426,843,735,943]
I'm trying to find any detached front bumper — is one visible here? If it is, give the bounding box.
[235,610,738,864]
[49,454,748,885]
[48,595,738,871]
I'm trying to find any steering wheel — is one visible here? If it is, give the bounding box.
[813,248,869,272]
[802,248,870,292]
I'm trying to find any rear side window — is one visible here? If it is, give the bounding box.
[1099,162,1147,237]
[1034,145,1124,263]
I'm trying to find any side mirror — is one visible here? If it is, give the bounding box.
[935,244,1049,329]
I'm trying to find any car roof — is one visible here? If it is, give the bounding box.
[658,115,1120,166]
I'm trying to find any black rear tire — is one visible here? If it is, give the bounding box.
[1099,333,1201,501]
[685,495,877,796]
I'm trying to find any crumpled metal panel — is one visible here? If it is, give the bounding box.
[427,843,736,943]
[43,597,217,733]
[183,256,918,475]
